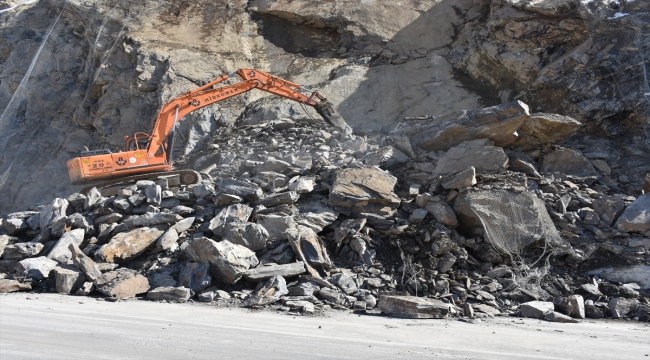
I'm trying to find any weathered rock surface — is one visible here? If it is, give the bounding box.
[520,301,554,319]
[330,166,400,215]
[379,295,450,319]
[224,222,269,251]
[69,244,102,282]
[46,229,85,263]
[209,204,253,237]
[95,268,150,299]
[177,262,212,294]
[615,194,650,234]
[432,139,509,176]
[17,256,57,280]
[512,113,581,150]
[609,298,638,319]
[244,262,306,282]
[393,101,530,151]
[54,265,86,294]
[122,213,182,228]
[541,149,597,177]
[2,242,43,260]
[96,226,165,263]
[184,238,258,284]
[0,279,31,293]
[147,286,191,303]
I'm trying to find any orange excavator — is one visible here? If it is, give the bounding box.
[67,68,352,189]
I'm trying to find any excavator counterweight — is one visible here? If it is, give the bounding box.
[67,69,352,188]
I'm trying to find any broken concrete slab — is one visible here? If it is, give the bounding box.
[432,139,509,176]
[95,268,150,299]
[379,295,450,319]
[330,166,400,215]
[147,286,191,302]
[96,226,165,263]
[244,262,306,282]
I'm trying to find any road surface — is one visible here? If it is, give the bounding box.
[1,293,648,359]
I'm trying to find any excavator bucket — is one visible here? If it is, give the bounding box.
[314,101,353,137]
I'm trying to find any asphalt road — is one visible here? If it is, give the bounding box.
[1,293,649,359]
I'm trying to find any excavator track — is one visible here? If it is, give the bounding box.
[80,170,201,195]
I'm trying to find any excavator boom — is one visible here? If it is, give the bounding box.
[66,69,352,186]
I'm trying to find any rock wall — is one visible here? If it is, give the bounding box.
[0,0,648,214]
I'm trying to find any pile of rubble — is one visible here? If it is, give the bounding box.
[1,101,649,322]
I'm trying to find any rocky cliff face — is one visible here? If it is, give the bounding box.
[0,0,648,214]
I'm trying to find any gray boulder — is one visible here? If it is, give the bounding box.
[54,265,86,294]
[209,204,253,237]
[520,301,554,319]
[379,295,451,319]
[46,229,85,263]
[615,194,650,234]
[96,226,165,262]
[329,166,400,215]
[177,262,212,293]
[17,256,58,280]
[184,238,258,284]
[432,139,508,176]
[2,242,43,260]
[147,286,191,302]
[541,148,597,177]
[224,222,269,251]
[95,268,150,299]
[40,198,69,231]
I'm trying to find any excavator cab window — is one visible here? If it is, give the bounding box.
[126,133,151,151]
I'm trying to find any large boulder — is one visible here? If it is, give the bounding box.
[96,226,165,262]
[330,166,400,215]
[95,268,150,299]
[209,204,253,237]
[454,190,567,252]
[2,242,43,260]
[147,286,191,302]
[243,262,306,282]
[541,148,598,177]
[223,222,269,251]
[184,238,259,284]
[54,265,86,294]
[512,113,581,150]
[46,228,85,263]
[520,301,554,319]
[39,198,68,231]
[256,214,298,241]
[0,279,32,293]
[17,256,58,280]
[391,101,530,151]
[431,139,509,176]
[69,244,102,282]
[615,194,650,234]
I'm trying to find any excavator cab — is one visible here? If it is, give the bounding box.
[125,132,152,152]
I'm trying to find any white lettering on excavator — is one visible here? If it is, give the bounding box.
[204,88,237,103]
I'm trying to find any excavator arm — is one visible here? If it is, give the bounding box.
[67,68,351,187]
[147,68,352,157]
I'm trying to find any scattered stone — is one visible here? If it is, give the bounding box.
[545,311,580,323]
[432,139,509,176]
[609,298,638,319]
[40,198,69,230]
[0,279,31,293]
[184,238,259,284]
[244,262,306,282]
[177,262,212,293]
[96,226,165,262]
[2,242,43,260]
[330,166,400,215]
[54,265,86,294]
[441,167,476,190]
[615,194,650,234]
[209,204,253,237]
[520,301,554,319]
[568,295,585,319]
[426,200,458,227]
[46,228,86,263]
[17,256,57,280]
[95,268,150,299]
[147,286,191,302]
[379,295,450,319]
[409,208,428,223]
[541,149,597,177]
